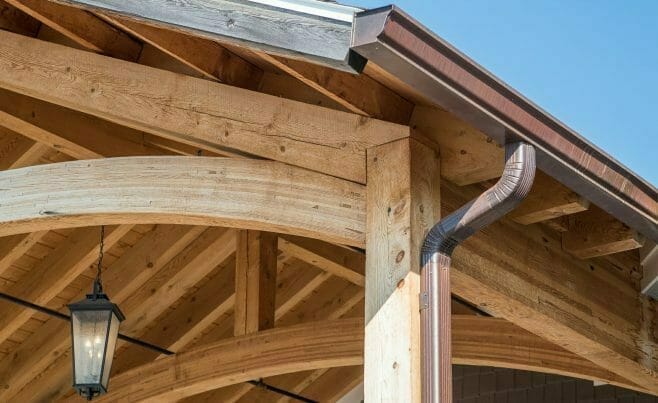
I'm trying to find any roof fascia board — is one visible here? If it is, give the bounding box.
[352,6,658,242]
[53,0,365,72]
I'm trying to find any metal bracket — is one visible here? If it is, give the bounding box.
[419,292,429,310]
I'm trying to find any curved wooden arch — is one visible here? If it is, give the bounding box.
[0,156,365,247]
[90,319,363,402]
[60,317,643,402]
[451,316,644,392]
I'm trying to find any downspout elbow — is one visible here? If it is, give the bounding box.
[420,141,535,403]
[421,141,536,262]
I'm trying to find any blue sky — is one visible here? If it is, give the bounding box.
[348,0,657,187]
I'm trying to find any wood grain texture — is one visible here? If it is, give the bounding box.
[53,0,358,70]
[279,235,365,286]
[0,157,366,246]
[441,180,658,394]
[0,225,131,346]
[5,0,140,60]
[411,106,503,186]
[0,231,47,277]
[451,315,643,393]
[509,171,590,225]
[98,13,262,88]
[0,110,101,160]
[0,89,214,159]
[0,1,40,36]
[0,30,409,182]
[79,319,364,403]
[0,127,47,170]
[0,225,204,401]
[364,138,440,403]
[257,52,413,124]
[234,230,278,336]
[562,206,645,259]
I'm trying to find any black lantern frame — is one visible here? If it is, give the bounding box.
[68,282,125,401]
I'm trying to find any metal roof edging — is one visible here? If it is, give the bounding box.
[352,5,658,242]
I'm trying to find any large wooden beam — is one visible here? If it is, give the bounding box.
[441,180,658,394]
[0,30,409,183]
[509,171,590,225]
[76,319,364,403]
[234,230,278,336]
[0,89,202,159]
[364,138,440,402]
[0,225,204,401]
[411,106,503,186]
[5,0,141,60]
[563,205,645,259]
[0,156,366,246]
[451,315,643,392]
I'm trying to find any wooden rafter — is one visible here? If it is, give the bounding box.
[0,231,48,277]
[0,127,49,170]
[96,13,262,89]
[256,52,414,124]
[509,171,590,225]
[0,225,204,401]
[4,0,141,60]
[0,1,40,35]
[0,225,132,346]
[0,157,366,246]
[562,205,645,259]
[0,30,409,183]
[0,89,212,159]
[278,235,365,286]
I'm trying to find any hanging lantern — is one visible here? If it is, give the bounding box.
[68,226,124,400]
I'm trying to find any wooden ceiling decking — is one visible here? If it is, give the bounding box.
[0,0,653,401]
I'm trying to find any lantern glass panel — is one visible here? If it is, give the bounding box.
[101,312,120,388]
[71,310,111,386]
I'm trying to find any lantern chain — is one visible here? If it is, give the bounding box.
[94,225,105,295]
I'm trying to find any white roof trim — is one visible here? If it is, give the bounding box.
[247,0,361,22]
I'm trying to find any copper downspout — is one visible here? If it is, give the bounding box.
[420,142,536,402]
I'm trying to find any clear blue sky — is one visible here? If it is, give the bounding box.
[348,0,657,187]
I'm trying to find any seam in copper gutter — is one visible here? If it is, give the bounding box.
[420,142,536,402]
[352,6,657,242]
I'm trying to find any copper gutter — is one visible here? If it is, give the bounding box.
[420,142,535,402]
[352,6,657,242]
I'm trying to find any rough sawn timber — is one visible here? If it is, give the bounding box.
[0,29,410,183]
[0,157,366,247]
